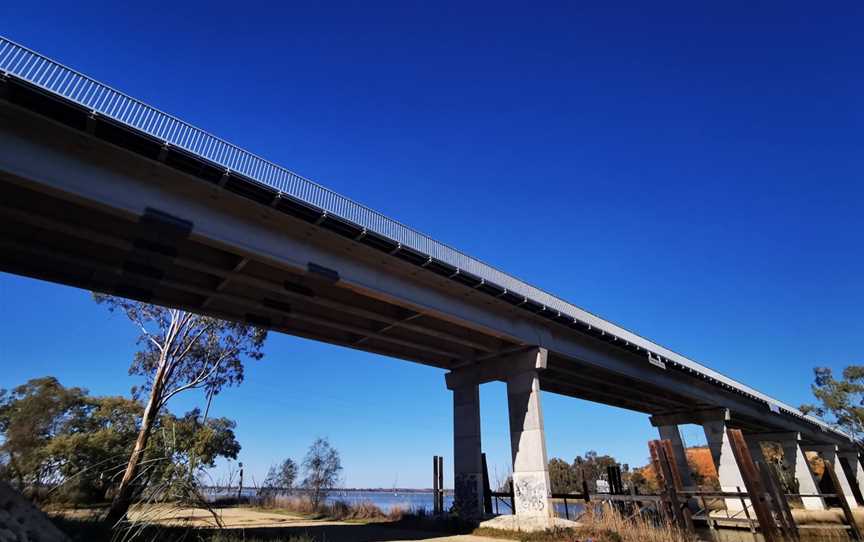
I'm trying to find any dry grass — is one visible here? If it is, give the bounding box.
[256,494,392,521]
[570,503,694,542]
[472,504,695,542]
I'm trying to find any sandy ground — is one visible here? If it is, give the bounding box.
[113,505,513,542]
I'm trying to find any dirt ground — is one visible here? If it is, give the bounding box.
[101,506,514,542]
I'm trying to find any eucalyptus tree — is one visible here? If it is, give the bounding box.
[261,458,298,496]
[801,365,864,443]
[302,438,342,509]
[95,295,266,524]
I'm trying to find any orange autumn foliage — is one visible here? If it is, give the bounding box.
[636,446,718,490]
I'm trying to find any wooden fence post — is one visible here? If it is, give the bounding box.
[433,455,440,514]
[760,459,799,541]
[648,440,672,525]
[651,440,695,533]
[438,456,444,513]
[481,452,493,515]
[824,459,862,541]
[726,428,780,542]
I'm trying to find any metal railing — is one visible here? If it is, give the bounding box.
[0,35,849,440]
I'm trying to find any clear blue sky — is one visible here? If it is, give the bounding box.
[1,2,862,488]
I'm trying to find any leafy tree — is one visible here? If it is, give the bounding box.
[262,458,298,496]
[800,365,864,442]
[43,395,142,503]
[545,452,621,493]
[0,377,241,505]
[94,295,266,523]
[302,438,342,509]
[573,450,618,492]
[146,409,241,488]
[0,377,89,492]
[548,458,577,493]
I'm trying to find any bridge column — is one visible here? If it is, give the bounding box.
[702,417,749,513]
[654,424,696,488]
[507,367,552,518]
[837,450,864,506]
[451,383,484,517]
[803,444,858,509]
[746,432,824,510]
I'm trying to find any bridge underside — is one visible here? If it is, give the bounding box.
[1,168,704,416]
[0,85,848,447]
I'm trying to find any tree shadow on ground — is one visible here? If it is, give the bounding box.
[53,516,480,542]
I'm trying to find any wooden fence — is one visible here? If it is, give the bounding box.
[442,429,863,540]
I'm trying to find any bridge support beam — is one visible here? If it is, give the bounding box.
[653,424,696,489]
[746,432,825,510]
[803,444,859,508]
[507,364,552,518]
[451,383,484,517]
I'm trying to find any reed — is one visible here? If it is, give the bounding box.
[257,494,389,521]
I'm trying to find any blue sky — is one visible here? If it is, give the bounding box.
[1,1,862,488]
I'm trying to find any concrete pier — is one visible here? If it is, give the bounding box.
[837,450,864,506]
[702,418,748,513]
[507,368,552,517]
[446,347,552,521]
[656,424,696,488]
[747,432,825,510]
[452,384,484,517]
[803,444,859,509]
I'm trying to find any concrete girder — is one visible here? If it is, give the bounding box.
[0,202,504,355]
[0,235,466,361]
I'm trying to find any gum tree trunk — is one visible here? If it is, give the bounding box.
[105,356,169,525]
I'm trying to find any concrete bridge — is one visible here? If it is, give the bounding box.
[0,37,860,521]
